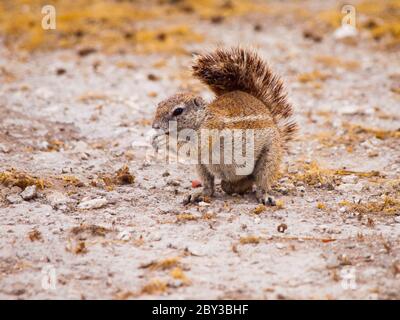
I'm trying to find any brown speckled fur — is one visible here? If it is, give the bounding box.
[152,47,297,204]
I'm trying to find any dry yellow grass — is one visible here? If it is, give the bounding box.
[70,224,110,237]
[61,175,84,187]
[312,122,400,153]
[181,0,267,18]
[141,257,180,271]
[239,236,261,245]
[0,0,265,53]
[141,279,167,295]
[275,199,285,209]
[344,123,400,140]
[28,229,42,242]
[0,169,46,189]
[344,197,400,215]
[202,211,216,220]
[358,0,400,42]
[66,240,88,255]
[311,0,400,43]
[176,213,198,222]
[95,165,135,191]
[294,161,381,187]
[298,70,330,83]
[135,25,203,54]
[252,204,266,214]
[170,267,190,285]
[294,162,336,186]
[314,55,360,70]
[317,202,327,210]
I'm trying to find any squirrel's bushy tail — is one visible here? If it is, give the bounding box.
[192,46,296,144]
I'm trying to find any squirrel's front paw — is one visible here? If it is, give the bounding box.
[151,130,167,152]
[182,189,212,205]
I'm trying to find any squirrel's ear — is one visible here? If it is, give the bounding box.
[193,97,203,107]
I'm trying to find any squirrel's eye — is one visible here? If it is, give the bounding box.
[172,107,184,116]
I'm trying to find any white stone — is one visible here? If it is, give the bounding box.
[341,175,358,184]
[47,191,70,208]
[317,224,329,232]
[6,194,22,204]
[187,244,207,256]
[10,186,22,194]
[297,186,305,192]
[287,166,297,174]
[38,141,49,150]
[78,198,107,210]
[338,105,359,115]
[0,143,11,153]
[198,201,210,207]
[353,182,364,192]
[333,25,358,39]
[35,87,54,100]
[117,230,132,241]
[337,182,363,192]
[61,167,71,174]
[20,185,37,200]
[72,141,89,153]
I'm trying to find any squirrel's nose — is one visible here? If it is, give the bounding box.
[152,123,160,130]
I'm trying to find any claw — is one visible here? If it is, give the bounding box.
[182,189,212,205]
[263,196,276,206]
[256,189,276,206]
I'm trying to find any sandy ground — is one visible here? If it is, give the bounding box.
[0,1,400,299]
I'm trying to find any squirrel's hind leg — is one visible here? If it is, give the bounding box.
[253,142,282,206]
[221,177,253,195]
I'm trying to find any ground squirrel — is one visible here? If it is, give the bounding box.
[152,47,296,204]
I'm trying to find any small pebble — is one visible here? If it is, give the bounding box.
[167,179,180,187]
[6,194,23,204]
[80,153,89,160]
[117,230,132,241]
[162,171,170,177]
[20,185,37,201]
[10,186,22,194]
[341,175,358,184]
[198,201,210,207]
[0,144,11,153]
[47,191,70,209]
[78,198,107,210]
[333,25,358,39]
[277,223,288,233]
[287,166,297,174]
[56,68,66,75]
